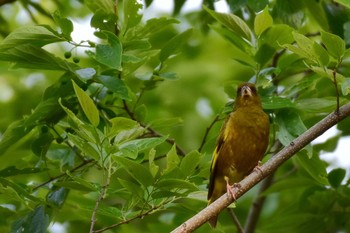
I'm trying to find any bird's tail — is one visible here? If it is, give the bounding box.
[208,215,218,228]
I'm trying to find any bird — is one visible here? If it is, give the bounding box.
[207,82,270,228]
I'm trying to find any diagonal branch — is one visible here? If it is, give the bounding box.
[171,102,350,233]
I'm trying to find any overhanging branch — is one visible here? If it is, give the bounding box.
[171,102,350,233]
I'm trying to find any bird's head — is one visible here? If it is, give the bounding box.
[235,83,262,108]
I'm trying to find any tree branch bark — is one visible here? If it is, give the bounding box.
[171,102,350,233]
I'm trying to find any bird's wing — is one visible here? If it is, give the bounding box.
[207,117,228,200]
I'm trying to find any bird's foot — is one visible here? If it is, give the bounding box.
[224,177,240,201]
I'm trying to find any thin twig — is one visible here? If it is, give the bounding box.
[332,68,340,115]
[32,159,94,191]
[198,114,220,152]
[227,208,243,233]
[171,101,350,233]
[90,167,111,233]
[93,203,164,233]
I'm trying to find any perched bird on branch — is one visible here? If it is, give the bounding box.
[207,82,270,228]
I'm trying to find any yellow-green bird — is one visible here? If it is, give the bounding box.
[207,82,270,227]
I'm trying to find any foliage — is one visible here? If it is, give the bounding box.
[0,0,350,232]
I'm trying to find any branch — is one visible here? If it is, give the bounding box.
[227,208,243,233]
[93,203,164,233]
[171,102,350,233]
[31,159,94,191]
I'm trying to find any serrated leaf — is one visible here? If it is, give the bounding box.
[97,75,129,100]
[204,5,252,41]
[254,6,273,36]
[72,80,100,127]
[113,155,154,187]
[159,28,192,62]
[321,31,345,60]
[180,151,201,177]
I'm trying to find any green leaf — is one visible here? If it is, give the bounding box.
[204,5,252,41]
[118,137,167,155]
[209,25,253,55]
[108,117,139,138]
[260,24,294,49]
[156,179,198,192]
[72,80,100,127]
[255,43,276,67]
[254,6,273,36]
[0,178,42,202]
[85,0,114,14]
[0,25,64,50]
[159,28,192,62]
[66,133,100,161]
[148,149,159,177]
[52,11,73,40]
[123,0,143,30]
[139,17,179,38]
[118,178,144,198]
[163,145,180,174]
[31,131,54,157]
[341,78,350,95]
[97,75,129,100]
[95,31,122,70]
[262,96,295,109]
[55,181,96,192]
[312,42,329,66]
[321,31,345,60]
[180,151,201,177]
[11,205,50,233]
[276,110,312,157]
[113,155,154,187]
[0,44,76,71]
[328,168,346,188]
[334,0,350,9]
[264,177,317,195]
[0,166,46,177]
[296,98,340,113]
[294,154,329,186]
[46,187,69,209]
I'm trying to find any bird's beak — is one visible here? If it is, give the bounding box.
[241,86,252,97]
